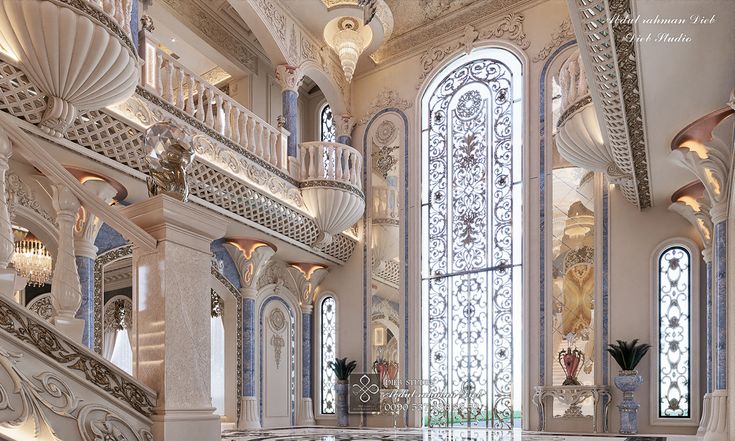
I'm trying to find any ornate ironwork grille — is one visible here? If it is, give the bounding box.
[658,246,691,418]
[321,104,336,142]
[320,296,337,414]
[421,48,523,429]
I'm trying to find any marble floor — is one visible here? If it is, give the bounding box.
[221,427,681,441]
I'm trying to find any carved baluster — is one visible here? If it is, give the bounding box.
[222,100,232,139]
[176,68,185,110]
[246,116,255,152]
[163,61,175,103]
[316,146,325,179]
[300,146,308,179]
[204,89,214,128]
[261,127,271,164]
[254,122,264,158]
[195,81,205,121]
[336,146,345,180]
[215,93,224,134]
[155,52,164,95]
[231,107,241,144]
[269,130,278,166]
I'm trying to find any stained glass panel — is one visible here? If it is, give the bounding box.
[321,296,337,414]
[421,48,522,429]
[658,246,691,418]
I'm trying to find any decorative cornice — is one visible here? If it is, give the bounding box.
[532,18,574,63]
[370,0,536,65]
[0,294,156,417]
[415,14,530,88]
[157,0,260,73]
[569,0,652,208]
[357,88,412,125]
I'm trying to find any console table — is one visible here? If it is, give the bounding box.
[532,385,611,433]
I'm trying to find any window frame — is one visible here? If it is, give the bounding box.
[315,291,338,419]
[650,238,701,426]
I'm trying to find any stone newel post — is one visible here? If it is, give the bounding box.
[124,195,226,441]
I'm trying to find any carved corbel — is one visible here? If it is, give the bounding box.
[224,239,276,297]
[336,113,356,140]
[670,106,734,224]
[669,182,713,260]
[284,263,328,310]
[275,65,305,93]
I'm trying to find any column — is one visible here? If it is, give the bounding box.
[224,240,275,429]
[0,130,22,296]
[285,263,328,425]
[123,195,226,441]
[672,135,731,441]
[336,113,355,146]
[73,178,118,349]
[275,65,304,158]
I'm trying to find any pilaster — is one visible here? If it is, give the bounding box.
[224,239,276,429]
[123,195,227,441]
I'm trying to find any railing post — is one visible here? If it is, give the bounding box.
[50,184,84,343]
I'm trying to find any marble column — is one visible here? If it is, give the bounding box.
[73,179,117,349]
[336,113,355,146]
[0,130,22,296]
[123,195,226,441]
[224,240,276,429]
[275,65,304,158]
[713,217,727,390]
[285,264,328,425]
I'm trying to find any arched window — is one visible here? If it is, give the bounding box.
[320,104,336,142]
[320,295,337,414]
[421,47,523,428]
[211,290,225,416]
[657,245,692,418]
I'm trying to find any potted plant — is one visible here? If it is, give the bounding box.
[607,339,651,434]
[328,357,356,427]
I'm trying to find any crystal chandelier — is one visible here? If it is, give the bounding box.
[12,228,52,287]
[331,18,366,83]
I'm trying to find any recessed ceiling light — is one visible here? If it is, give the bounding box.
[171,37,176,42]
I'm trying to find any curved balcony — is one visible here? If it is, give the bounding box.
[298,141,364,248]
[371,185,398,267]
[555,49,630,184]
[0,0,138,137]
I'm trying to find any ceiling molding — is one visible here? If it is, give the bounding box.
[369,0,538,65]
[157,0,262,74]
[567,0,653,209]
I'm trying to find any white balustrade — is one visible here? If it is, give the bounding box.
[142,41,289,171]
[372,186,398,220]
[298,141,363,190]
[87,0,133,37]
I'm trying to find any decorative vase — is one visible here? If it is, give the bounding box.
[335,380,349,427]
[558,347,584,386]
[613,370,643,434]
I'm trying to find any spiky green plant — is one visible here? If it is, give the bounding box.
[328,357,357,381]
[607,339,651,371]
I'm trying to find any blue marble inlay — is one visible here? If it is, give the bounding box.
[243,297,256,397]
[283,90,298,157]
[131,0,139,49]
[336,135,352,146]
[538,39,577,386]
[95,223,128,253]
[302,312,312,398]
[75,256,95,349]
[706,260,713,393]
[714,221,727,390]
[601,185,609,386]
[211,239,241,289]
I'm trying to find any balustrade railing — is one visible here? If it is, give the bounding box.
[372,186,398,220]
[140,38,288,172]
[87,0,133,36]
[298,141,363,190]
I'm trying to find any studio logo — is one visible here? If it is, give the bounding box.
[348,373,380,413]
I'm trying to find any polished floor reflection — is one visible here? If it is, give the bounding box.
[222,427,675,441]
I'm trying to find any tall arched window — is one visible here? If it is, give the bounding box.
[657,245,692,418]
[421,47,523,429]
[320,104,336,142]
[320,295,337,415]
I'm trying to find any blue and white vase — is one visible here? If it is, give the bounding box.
[614,370,644,434]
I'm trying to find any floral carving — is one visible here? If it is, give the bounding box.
[27,294,53,322]
[532,18,575,63]
[358,89,413,125]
